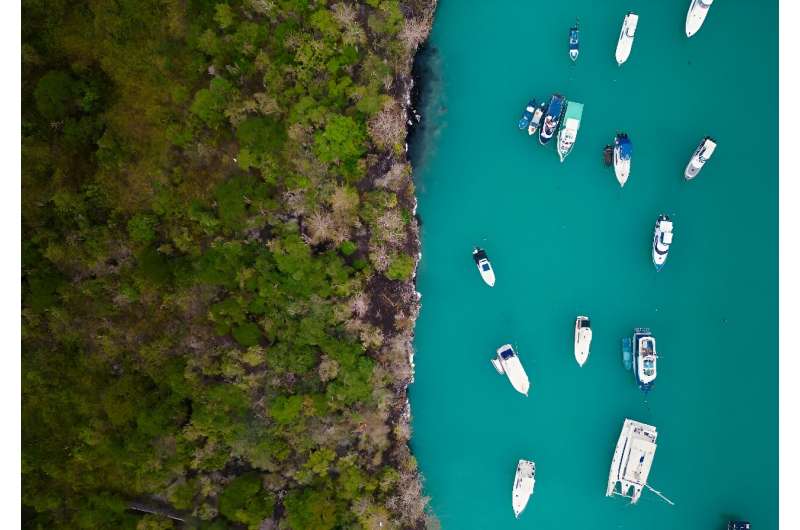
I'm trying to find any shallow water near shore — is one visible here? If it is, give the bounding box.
[408,1,778,529]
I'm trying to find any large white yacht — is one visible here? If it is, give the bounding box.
[574,316,592,367]
[615,12,639,65]
[606,419,658,504]
[512,459,536,518]
[490,344,530,396]
[684,136,717,180]
[686,0,714,37]
[652,215,674,271]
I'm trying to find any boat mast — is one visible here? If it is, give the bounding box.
[645,484,675,506]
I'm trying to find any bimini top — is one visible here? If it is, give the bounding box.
[618,137,633,159]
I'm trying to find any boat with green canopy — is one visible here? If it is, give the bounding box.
[557,101,584,162]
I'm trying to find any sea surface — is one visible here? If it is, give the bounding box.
[407,1,778,529]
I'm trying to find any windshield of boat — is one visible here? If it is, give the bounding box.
[481,263,491,271]
[500,348,514,360]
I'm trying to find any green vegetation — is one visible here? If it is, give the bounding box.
[22,0,436,528]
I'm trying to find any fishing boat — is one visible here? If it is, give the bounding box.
[622,337,633,371]
[528,101,547,136]
[557,101,584,162]
[518,99,537,130]
[613,133,632,187]
[472,247,495,287]
[615,12,639,65]
[652,215,674,271]
[603,145,613,167]
[632,328,657,392]
[538,94,565,146]
[490,344,531,396]
[568,21,580,61]
[727,522,751,530]
[574,316,592,367]
[512,459,536,518]
[684,136,717,180]
[686,0,714,37]
[606,419,658,504]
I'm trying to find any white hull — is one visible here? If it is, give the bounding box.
[574,316,592,367]
[479,266,496,287]
[652,216,673,270]
[494,344,530,396]
[606,419,658,504]
[686,0,713,37]
[614,155,630,187]
[684,137,716,180]
[615,13,639,65]
[512,459,535,518]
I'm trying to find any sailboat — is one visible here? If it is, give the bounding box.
[606,419,658,504]
[615,12,639,65]
[512,459,535,518]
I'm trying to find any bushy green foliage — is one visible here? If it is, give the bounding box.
[22,0,429,527]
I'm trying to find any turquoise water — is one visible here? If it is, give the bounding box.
[408,1,778,529]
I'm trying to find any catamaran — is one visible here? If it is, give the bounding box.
[606,419,658,504]
[632,328,658,392]
[490,344,531,396]
[686,0,714,37]
[472,247,495,287]
[528,101,547,136]
[512,459,535,518]
[615,12,639,65]
[518,99,537,130]
[557,101,584,162]
[569,21,580,61]
[613,133,632,187]
[574,316,592,367]
[539,94,565,146]
[684,136,716,180]
[652,215,674,271]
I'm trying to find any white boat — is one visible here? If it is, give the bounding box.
[684,136,716,180]
[574,316,592,367]
[686,0,714,37]
[472,247,495,287]
[557,101,584,162]
[613,133,632,187]
[615,12,639,65]
[528,101,546,136]
[606,419,658,504]
[490,344,531,396]
[512,459,536,518]
[652,215,674,271]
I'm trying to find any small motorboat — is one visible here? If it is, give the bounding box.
[574,316,592,367]
[603,145,613,167]
[539,94,565,146]
[621,337,632,371]
[652,214,674,271]
[472,247,495,287]
[528,101,547,136]
[684,136,717,180]
[686,0,714,37]
[613,133,632,187]
[518,99,537,130]
[557,101,584,162]
[568,21,580,61]
[615,12,639,65]
[632,328,658,393]
[727,523,751,530]
[512,459,536,518]
[490,344,531,396]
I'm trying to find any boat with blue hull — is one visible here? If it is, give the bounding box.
[569,21,579,61]
[518,99,537,130]
[539,94,565,145]
[632,328,658,392]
